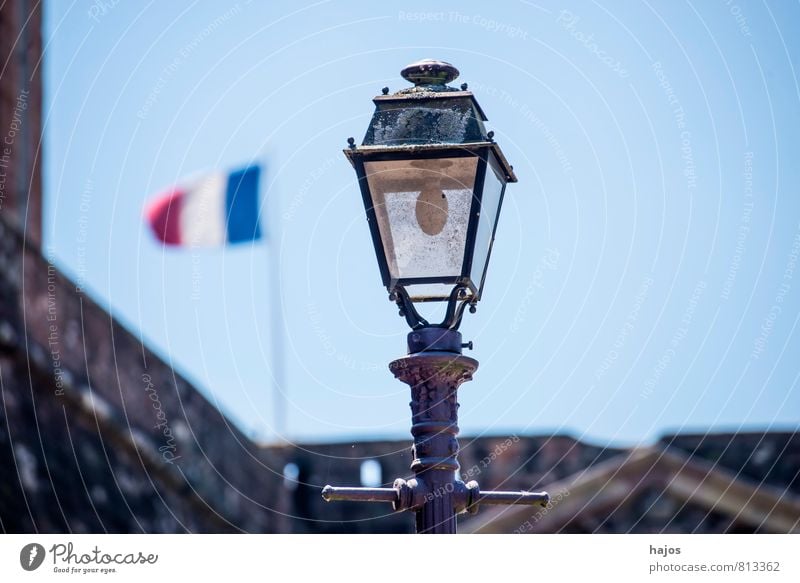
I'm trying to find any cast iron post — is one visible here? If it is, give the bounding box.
[323,328,549,533]
[390,329,476,533]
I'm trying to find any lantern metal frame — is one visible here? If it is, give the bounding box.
[341,59,518,330]
[346,140,514,300]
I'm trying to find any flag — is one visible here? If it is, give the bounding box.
[144,164,263,246]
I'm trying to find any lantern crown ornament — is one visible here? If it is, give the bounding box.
[344,59,517,331]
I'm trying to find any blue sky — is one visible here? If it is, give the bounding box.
[43,0,800,446]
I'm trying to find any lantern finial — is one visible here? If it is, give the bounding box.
[401,59,459,88]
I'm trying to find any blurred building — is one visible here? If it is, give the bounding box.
[1,3,798,535]
[464,432,800,534]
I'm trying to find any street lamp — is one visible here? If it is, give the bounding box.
[322,59,548,534]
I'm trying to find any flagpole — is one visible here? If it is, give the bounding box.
[265,164,288,443]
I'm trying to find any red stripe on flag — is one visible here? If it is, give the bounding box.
[144,188,183,245]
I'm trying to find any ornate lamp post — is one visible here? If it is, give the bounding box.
[322,59,548,534]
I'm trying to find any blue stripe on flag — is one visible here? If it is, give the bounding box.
[225,165,263,243]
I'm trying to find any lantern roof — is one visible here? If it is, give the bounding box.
[344,59,517,183]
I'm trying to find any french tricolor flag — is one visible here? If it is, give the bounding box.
[144,165,263,246]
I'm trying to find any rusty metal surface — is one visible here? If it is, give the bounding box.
[363,96,487,146]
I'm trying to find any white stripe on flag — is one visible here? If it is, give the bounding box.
[180,172,227,246]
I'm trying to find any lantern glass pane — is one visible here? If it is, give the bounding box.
[470,158,506,293]
[364,157,478,283]
[402,283,462,302]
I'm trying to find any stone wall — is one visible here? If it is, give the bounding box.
[0,0,42,245]
[1,215,285,533]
